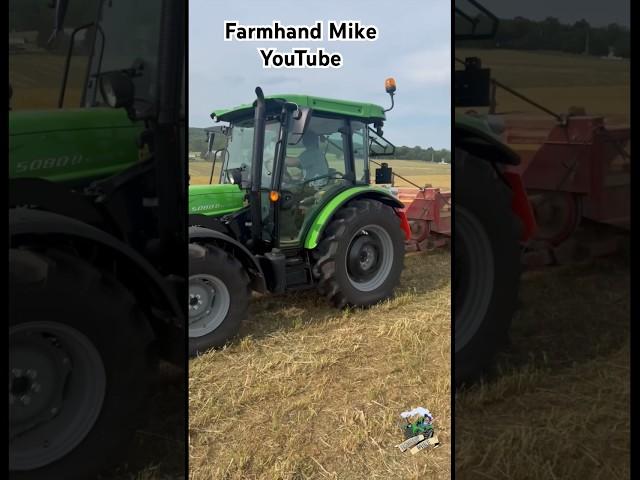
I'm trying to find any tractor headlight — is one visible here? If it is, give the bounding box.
[99,72,134,109]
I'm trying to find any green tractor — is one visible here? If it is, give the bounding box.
[10,0,186,477]
[453,0,533,384]
[188,82,410,355]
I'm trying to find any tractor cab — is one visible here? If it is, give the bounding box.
[192,88,396,251]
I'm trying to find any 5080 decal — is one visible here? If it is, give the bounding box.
[15,155,87,173]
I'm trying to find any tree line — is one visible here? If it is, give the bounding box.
[459,17,630,58]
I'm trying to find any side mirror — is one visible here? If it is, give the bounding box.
[288,107,312,145]
[454,57,491,107]
[99,71,135,109]
[375,163,393,184]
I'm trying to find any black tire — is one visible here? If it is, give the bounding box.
[9,248,156,480]
[454,148,521,386]
[312,199,405,308]
[188,244,250,356]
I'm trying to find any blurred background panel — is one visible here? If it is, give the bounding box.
[9,1,187,478]
[453,1,630,479]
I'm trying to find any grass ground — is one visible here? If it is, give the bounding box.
[190,250,451,480]
[101,363,186,480]
[456,253,630,480]
[454,49,630,479]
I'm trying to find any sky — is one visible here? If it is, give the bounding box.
[189,0,451,150]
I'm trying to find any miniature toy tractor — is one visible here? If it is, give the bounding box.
[188,82,411,355]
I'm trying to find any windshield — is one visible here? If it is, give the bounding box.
[8,0,162,110]
[9,0,100,110]
[84,0,162,107]
[222,119,280,188]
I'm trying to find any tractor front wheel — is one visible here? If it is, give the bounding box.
[9,248,155,479]
[313,199,405,308]
[188,244,250,356]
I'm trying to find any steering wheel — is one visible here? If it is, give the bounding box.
[301,172,344,186]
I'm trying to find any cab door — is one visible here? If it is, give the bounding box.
[276,114,354,245]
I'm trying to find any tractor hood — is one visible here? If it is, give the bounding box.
[188,184,246,216]
[9,108,141,183]
[9,108,135,135]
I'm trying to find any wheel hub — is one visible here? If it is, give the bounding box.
[9,322,106,471]
[348,233,382,282]
[188,274,231,337]
[189,292,206,312]
[359,244,377,271]
[345,225,395,292]
[10,332,71,439]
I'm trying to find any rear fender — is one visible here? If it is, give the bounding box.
[9,208,185,360]
[455,122,520,165]
[455,123,536,241]
[303,186,405,249]
[10,178,107,227]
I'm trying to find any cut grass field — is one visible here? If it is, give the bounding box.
[454,49,630,479]
[190,250,451,480]
[10,52,88,109]
[456,253,630,480]
[101,363,186,480]
[189,159,451,189]
[456,49,630,122]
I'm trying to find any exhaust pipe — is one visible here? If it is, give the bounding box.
[249,87,266,247]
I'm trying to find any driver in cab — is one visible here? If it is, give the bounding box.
[285,131,329,185]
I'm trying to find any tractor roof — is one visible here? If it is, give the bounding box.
[211,94,386,123]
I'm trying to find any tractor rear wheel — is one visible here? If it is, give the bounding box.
[188,244,250,356]
[313,199,405,308]
[454,149,521,385]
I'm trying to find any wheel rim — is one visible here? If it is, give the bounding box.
[9,322,106,471]
[189,274,231,338]
[345,224,395,292]
[454,207,495,351]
